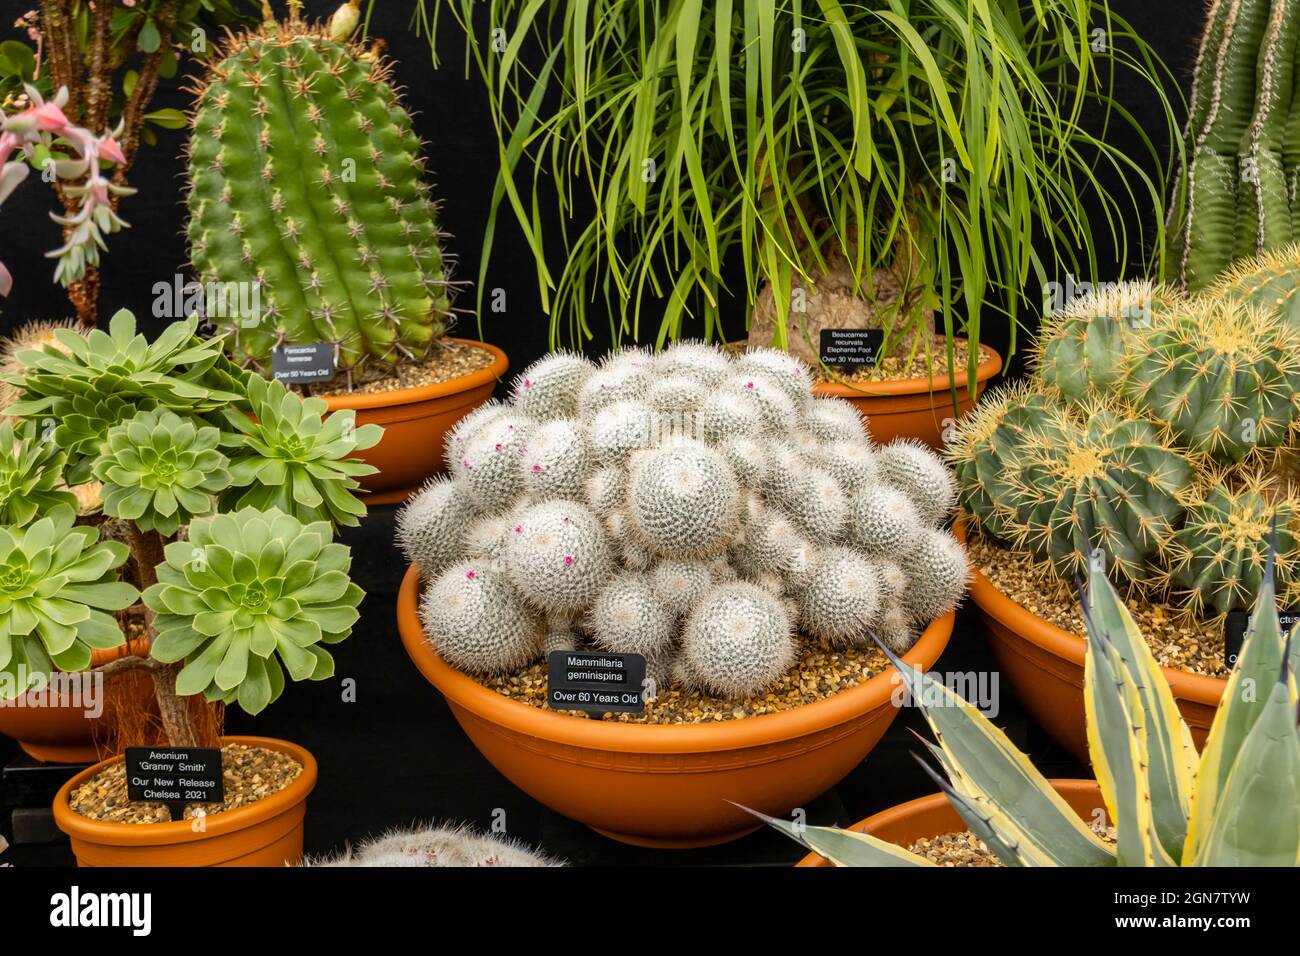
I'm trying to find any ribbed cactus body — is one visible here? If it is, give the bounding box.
[1124,300,1300,460]
[1208,244,1300,325]
[187,21,450,376]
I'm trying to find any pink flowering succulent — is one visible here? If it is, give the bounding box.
[0,85,134,298]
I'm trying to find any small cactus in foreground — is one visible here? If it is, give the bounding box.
[399,342,966,699]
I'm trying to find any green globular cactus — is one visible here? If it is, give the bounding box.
[1007,404,1194,584]
[1034,281,1178,403]
[94,408,231,536]
[1164,469,1300,613]
[1206,243,1300,326]
[186,16,452,378]
[944,383,1068,541]
[1124,299,1300,460]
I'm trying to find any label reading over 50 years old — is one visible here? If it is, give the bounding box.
[271,342,335,383]
[1224,608,1299,668]
[126,747,224,821]
[546,651,646,714]
[819,328,885,368]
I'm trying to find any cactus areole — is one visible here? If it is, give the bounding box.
[185,16,452,382]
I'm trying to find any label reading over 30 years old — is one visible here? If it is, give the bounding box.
[126,747,224,821]
[1223,608,1299,668]
[819,328,885,368]
[271,342,335,384]
[546,651,646,714]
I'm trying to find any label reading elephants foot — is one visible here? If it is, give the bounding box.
[1223,608,1300,669]
[272,342,335,383]
[125,747,224,821]
[819,329,884,368]
[546,651,646,714]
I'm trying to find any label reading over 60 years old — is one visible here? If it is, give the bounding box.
[546,651,646,714]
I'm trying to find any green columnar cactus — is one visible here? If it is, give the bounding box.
[1007,404,1193,584]
[186,15,451,378]
[94,408,231,536]
[143,507,364,715]
[1169,0,1283,291]
[1124,299,1300,460]
[1164,469,1300,613]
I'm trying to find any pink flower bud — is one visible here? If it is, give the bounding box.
[97,135,126,165]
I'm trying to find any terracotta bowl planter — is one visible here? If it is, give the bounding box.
[0,638,155,764]
[396,565,954,848]
[322,338,508,505]
[797,778,1104,866]
[52,736,316,867]
[956,519,1225,761]
[813,342,1002,450]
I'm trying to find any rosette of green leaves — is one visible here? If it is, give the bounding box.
[220,376,381,528]
[0,505,138,697]
[93,408,231,537]
[142,507,364,715]
[0,419,74,526]
[3,310,242,481]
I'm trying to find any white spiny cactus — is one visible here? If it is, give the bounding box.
[814,440,878,490]
[582,466,626,515]
[785,467,849,540]
[655,340,733,385]
[626,442,740,558]
[519,419,593,498]
[875,439,958,527]
[396,477,473,576]
[510,352,595,421]
[454,413,533,513]
[850,483,924,556]
[876,600,921,655]
[649,558,714,615]
[735,349,813,406]
[683,582,795,697]
[725,371,798,429]
[587,572,677,657]
[799,547,882,644]
[805,396,868,443]
[588,400,655,463]
[903,528,970,623]
[505,500,612,613]
[420,563,542,674]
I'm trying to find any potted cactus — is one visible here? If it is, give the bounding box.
[181,2,507,503]
[768,548,1300,868]
[394,341,966,847]
[0,310,371,866]
[947,254,1300,759]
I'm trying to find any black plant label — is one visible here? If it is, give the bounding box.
[272,342,335,383]
[546,651,646,714]
[125,747,224,821]
[819,329,884,368]
[1223,608,1300,669]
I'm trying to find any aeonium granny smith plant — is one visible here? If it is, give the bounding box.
[0,309,375,748]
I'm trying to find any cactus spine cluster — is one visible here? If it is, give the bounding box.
[400,342,968,700]
[1169,0,1300,292]
[186,11,451,379]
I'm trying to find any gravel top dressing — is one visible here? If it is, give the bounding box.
[309,339,496,397]
[480,639,893,724]
[906,826,1117,866]
[815,337,977,386]
[968,533,1229,678]
[68,744,302,824]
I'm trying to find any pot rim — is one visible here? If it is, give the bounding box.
[955,517,1227,703]
[396,564,955,754]
[795,777,1100,866]
[51,735,317,847]
[812,340,1002,400]
[319,338,508,412]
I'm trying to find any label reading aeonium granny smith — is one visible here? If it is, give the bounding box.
[819,328,884,368]
[125,746,224,821]
[546,651,646,714]
[1223,608,1300,669]
[272,342,335,384]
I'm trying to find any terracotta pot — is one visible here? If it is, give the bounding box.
[52,736,316,867]
[321,338,508,505]
[396,565,954,848]
[797,778,1104,866]
[956,519,1224,761]
[813,342,1002,450]
[0,638,155,764]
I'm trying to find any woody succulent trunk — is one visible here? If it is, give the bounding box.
[0,311,375,749]
[184,2,454,389]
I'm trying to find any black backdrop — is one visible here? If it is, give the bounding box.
[0,0,1207,866]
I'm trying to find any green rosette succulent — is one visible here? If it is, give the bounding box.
[0,505,139,697]
[220,376,381,528]
[93,409,232,537]
[142,507,364,715]
[0,419,75,527]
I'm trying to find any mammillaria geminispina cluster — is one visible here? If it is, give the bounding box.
[397,343,968,699]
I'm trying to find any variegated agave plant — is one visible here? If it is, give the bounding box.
[759,552,1300,867]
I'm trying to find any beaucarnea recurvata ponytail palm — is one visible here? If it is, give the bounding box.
[753,547,1300,866]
